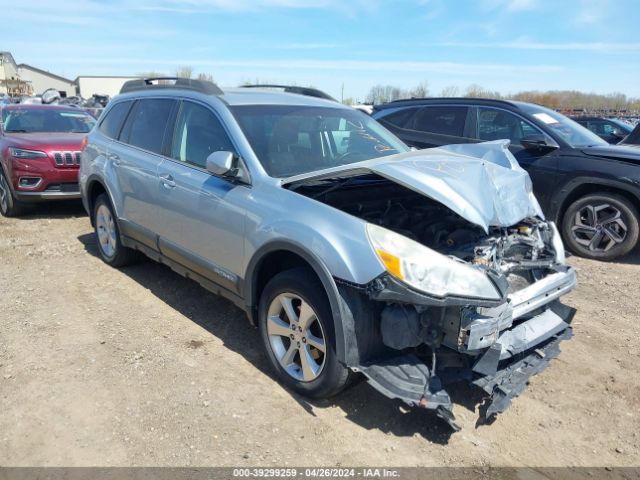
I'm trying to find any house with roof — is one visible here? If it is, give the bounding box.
[18,63,76,97]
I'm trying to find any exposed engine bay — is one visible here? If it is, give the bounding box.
[292,174,577,430]
[296,175,558,276]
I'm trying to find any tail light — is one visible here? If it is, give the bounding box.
[80,136,88,151]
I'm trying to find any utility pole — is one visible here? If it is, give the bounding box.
[341,83,344,103]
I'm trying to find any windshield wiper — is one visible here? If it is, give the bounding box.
[310,176,356,199]
[5,129,28,133]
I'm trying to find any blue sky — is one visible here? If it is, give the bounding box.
[2,0,639,101]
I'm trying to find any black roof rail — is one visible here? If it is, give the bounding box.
[119,77,223,95]
[240,84,336,102]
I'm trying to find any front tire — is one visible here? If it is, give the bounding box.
[562,193,639,261]
[93,194,137,267]
[0,168,24,217]
[258,268,350,399]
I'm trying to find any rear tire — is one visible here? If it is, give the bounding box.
[0,168,24,217]
[93,193,137,267]
[258,268,350,399]
[562,193,639,261]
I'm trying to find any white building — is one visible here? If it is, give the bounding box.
[0,51,32,96]
[75,76,139,98]
[18,64,75,97]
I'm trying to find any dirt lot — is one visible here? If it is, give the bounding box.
[1,202,639,467]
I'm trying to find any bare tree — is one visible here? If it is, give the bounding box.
[409,81,429,98]
[439,85,460,97]
[137,71,165,78]
[175,65,194,79]
[365,84,410,104]
[196,72,215,82]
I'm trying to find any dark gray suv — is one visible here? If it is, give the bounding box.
[80,78,576,430]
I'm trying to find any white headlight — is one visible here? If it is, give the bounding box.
[8,147,48,159]
[366,223,501,300]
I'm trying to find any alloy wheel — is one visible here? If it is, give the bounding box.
[95,204,117,258]
[571,203,628,252]
[266,293,326,382]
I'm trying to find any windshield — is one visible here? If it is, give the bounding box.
[231,105,409,177]
[519,104,607,148]
[2,108,96,134]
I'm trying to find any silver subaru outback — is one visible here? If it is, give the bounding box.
[80,78,577,430]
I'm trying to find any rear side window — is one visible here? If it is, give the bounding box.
[379,107,419,128]
[170,101,236,168]
[98,101,132,139]
[122,99,176,154]
[411,106,468,136]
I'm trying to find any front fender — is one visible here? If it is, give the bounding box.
[244,238,377,366]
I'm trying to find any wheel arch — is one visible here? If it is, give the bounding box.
[244,241,355,365]
[85,175,115,226]
[551,177,640,226]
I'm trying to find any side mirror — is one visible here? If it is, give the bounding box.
[206,151,235,177]
[521,134,559,152]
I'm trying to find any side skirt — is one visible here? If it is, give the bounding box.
[120,235,249,315]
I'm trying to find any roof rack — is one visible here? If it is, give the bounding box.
[240,84,336,102]
[119,77,223,95]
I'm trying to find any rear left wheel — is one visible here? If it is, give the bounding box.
[562,193,639,261]
[93,194,137,267]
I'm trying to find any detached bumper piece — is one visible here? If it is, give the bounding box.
[360,306,574,431]
[360,354,461,431]
[473,327,573,421]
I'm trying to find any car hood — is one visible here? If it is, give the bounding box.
[283,140,543,232]
[581,145,640,164]
[3,132,86,150]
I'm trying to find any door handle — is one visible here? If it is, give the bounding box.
[107,153,121,166]
[159,173,176,189]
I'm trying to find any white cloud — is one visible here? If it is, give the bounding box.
[36,56,563,76]
[506,0,537,12]
[437,40,640,53]
[479,0,538,12]
[574,0,613,25]
[130,0,380,13]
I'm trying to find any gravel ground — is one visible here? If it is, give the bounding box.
[1,202,639,467]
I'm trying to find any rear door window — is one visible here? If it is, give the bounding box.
[379,107,420,129]
[98,101,132,139]
[121,98,176,154]
[411,106,468,136]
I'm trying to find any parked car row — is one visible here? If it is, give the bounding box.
[0,104,96,216]
[0,77,634,430]
[372,97,640,261]
[570,116,634,144]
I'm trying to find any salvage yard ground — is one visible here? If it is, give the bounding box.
[1,202,639,467]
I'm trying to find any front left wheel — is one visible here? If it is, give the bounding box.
[258,268,351,399]
[0,168,24,217]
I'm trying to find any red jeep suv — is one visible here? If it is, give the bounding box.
[0,104,96,216]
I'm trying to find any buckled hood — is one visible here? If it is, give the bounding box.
[283,140,544,232]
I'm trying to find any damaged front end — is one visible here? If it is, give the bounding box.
[362,224,576,430]
[286,142,577,430]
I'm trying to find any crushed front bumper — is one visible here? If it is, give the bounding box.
[359,265,577,430]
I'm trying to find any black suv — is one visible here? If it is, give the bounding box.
[373,98,640,261]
